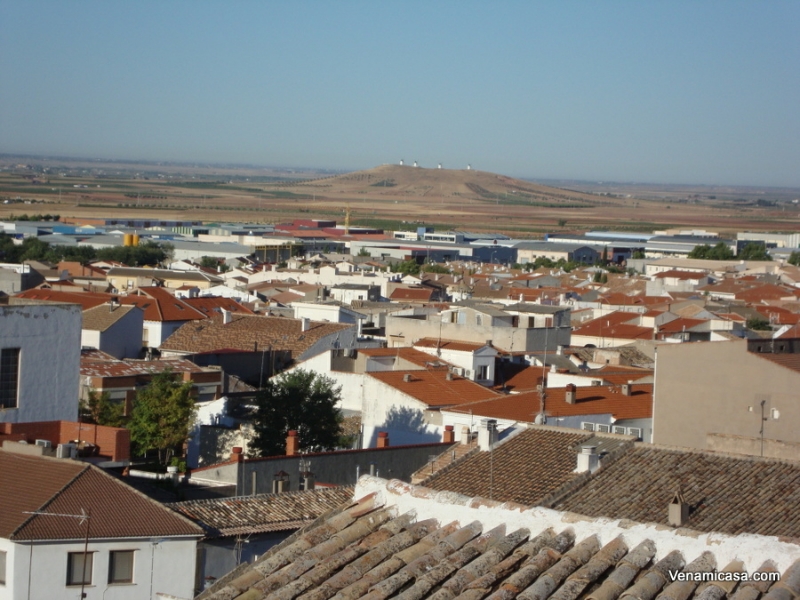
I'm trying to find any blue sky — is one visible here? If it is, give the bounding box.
[1,1,798,186]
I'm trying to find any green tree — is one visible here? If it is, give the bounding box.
[737,242,772,261]
[688,242,735,260]
[632,250,646,259]
[250,369,343,457]
[128,370,196,464]
[746,316,772,331]
[79,390,126,427]
[391,259,421,276]
[789,251,800,266]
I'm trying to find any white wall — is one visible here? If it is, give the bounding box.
[4,537,198,600]
[0,303,81,424]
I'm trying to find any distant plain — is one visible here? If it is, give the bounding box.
[2,156,800,236]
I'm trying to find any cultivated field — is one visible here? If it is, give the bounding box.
[2,158,800,236]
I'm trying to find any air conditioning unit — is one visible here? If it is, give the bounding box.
[35,439,52,449]
[56,443,77,459]
[582,422,595,432]
[596,424,611,433]
[628,427,643,440]
[612,426,627,435]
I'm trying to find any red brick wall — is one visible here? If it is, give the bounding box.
[0,421,130,461]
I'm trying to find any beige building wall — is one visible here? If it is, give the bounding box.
[653,340,800,460]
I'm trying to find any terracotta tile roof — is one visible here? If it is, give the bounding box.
[182,296,254,317]
[755,305,800,325]
[160,313,353,357]
[598,293,664,306]
[414,338,488,352]
[367,370,499,408]
[119,286,207,322]
[390,287,435,301]
[572,320,654,341]
[553,444,800,538]
[450,384,653,422]
[107,266,223,284]
[15,289,112,310]
[751,351,800,374]
[653,269,708,280]
[0,450,202,541]
[168,487,354,538]
[358,347,450,369]
[657,317,706,334]
[81,303,140,332]
[270,291,305,305]
[494,364,545,392]
[422,428,603,505]
[80,354,218,378]
[735,284,800,302]
[199,479,800,600]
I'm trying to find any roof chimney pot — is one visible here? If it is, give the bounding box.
[575,444,600,473]
[478,419,498,451]
[377,431,390,448]
[565,383,577,404]
[668,489,689,527]
[286,430,299,456]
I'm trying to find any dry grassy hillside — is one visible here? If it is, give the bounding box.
[3,160,800,235]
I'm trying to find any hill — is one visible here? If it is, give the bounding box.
[287,164,606,207]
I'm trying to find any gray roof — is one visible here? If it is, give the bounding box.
[504,302,570,314]
[198,478,800,600]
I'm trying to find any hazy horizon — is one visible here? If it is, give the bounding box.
[2,2,798,188]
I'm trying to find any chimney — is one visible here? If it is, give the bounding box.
[300,471,315,491]
[460,426,471,445]
[443,425,455,444]
[272,470,290,493]
[377,431,390,448]
[301,317,311,332]
[668,489,689,527]
[286,430,300,456]
[557,345,564,355]
[403,373,412,383]
[231,446,244,463]
[222,309,232,325]
[446,371,453,381]
[575,445,600,473]
[621,383,631,396]
[478,418,498,451]
[565,384,577,404]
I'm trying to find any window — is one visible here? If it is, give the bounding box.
[596,424,611,433]
[582,422,595,431]
[0,348,20,409]
[67,552,93,586]
[109,550,135,584]
[628,427,643,440]
[0,550,6,585]
[477,365,489,380]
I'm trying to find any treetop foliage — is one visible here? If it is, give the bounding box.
[128,369,195,464]
[687,242,736,260]
[250,369,343,458]
[0,232,171,266]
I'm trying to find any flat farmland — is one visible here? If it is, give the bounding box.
[2,160,799,236]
